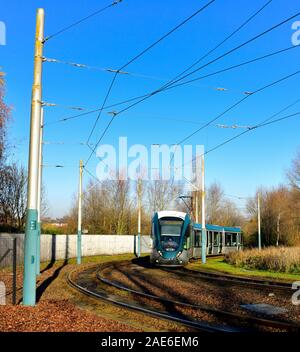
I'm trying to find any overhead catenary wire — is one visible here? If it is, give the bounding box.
[43,56,257,95]
[147,0,274,94]
[84,0,272,153]
[84,10,300,167]
[41,101,88,111]
[148,8,300,99]
[43,44,300,127]
[42,0,275,128]
[180,97,300,168]
[43,57,129,75]
[85,0,216,146]
[203,111,300,156]
[172,69,300,149]
[108,9,300,120]
[43,0,123,42]
[89,68,300,168]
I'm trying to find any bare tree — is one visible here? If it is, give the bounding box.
[206,182,224,224]
[287,149,300,192]
[0,163,27,231]
[146,178,183,214]
[0,71,10,165]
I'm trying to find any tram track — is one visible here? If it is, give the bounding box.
[97,262,300,332]
[68,261,300,333]
[162,266,293,292]
[67,266,241,333]
[132,256,293,292]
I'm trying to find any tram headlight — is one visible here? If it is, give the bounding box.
[158,250,163,256]
[176,251,182,258]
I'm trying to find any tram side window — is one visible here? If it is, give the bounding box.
[232,233,237,246]
[194,230,201,248]
[225,233,232,246]
[213,232,219,246]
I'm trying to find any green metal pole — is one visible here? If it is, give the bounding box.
[23,8,44,306]
[201,154,206,264]
[36,108,44,276]
[77,160,83,264]
[137,179,142,257]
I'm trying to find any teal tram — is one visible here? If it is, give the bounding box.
[150,210,242,267]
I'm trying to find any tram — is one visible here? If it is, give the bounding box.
[150,210,242,267]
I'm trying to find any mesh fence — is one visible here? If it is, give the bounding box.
[0,235,22,305]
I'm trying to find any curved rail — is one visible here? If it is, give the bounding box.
[97,264,300,332]
[163,266,293,291]
[133,256,293,291]
[67,267,240,333]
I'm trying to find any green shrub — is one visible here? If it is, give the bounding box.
[225,247,300,273]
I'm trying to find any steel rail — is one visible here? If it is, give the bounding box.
[97,264,300,332]
[67,267,243,332]
[163,266,293,291]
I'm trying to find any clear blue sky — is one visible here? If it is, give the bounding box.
[1,0,300,218]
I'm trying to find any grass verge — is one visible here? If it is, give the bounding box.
[187,256,300,282]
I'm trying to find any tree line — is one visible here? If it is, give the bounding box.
[64,153,300,248]
[1,68,300,245]
[0,73,29,232]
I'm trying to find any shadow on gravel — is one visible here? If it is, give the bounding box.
[131,256,153,268]
[105,259,198,322]
[36,236,69,302]
[41,235,57,273]
[108,256,296,331]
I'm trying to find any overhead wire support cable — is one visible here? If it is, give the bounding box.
[84,9,300,166]
[43,0,123,42]
[91,68,300,166]
[203,111,300,156]
[149,0,274,93]
[43,44,300,127]
[181,97,300,168]
[43,57,129,75]
[173,69,300,148]
[161,45,299,92]
[152,8,300,96]
[85,0,217,147]
[126,8,300,108]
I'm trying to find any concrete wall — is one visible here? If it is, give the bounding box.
[0,233,152,268]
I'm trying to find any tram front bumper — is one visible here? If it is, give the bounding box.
[150,249,189,266]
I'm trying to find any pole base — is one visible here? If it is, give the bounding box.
[23,209,38,306]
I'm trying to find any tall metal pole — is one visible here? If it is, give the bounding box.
[257,192,261,250]
[77,160,83,264]
[36,107,44,276]
[23,8,44,306]
[201,154,206,264]
[137,178,142,258]
[195,192,199,223]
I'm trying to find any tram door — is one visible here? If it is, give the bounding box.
[192,230,201,258]
[208,231,213,254]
